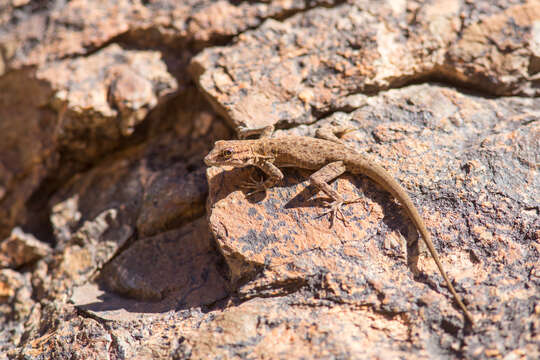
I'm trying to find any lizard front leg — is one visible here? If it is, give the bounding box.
[309,161,364,224]
[241,160,283,195]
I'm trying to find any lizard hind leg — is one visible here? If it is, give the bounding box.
[309,161,364,226]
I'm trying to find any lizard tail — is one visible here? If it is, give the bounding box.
[350,158,475,326]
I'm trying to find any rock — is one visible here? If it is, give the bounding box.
[191,1,540,131]
[36,43,178,160]
[71,218,227,320]
[445,2,540,96]
[205,85,540,354]
[1,1,539,359]
[0,228,51,268]
[0,269,34,357]
[136,166,208,238]
[0,70,56,239]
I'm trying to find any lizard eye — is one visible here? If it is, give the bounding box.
[221,149,233,158]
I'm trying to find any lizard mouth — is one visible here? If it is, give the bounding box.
[203,155,248,167]
[203,154,233,167]
[203,155,216,166]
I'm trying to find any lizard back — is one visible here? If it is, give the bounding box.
[261,136,355,169]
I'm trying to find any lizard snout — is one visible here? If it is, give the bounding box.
[203,153,215,166]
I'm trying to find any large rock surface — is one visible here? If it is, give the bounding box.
[0,1,538,359]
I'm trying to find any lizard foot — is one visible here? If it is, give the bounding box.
[315,123,357,145]
[318,197,365,226]
[319,202,347,226]
[240,171,267,196]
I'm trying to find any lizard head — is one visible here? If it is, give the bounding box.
[204,140,257,167]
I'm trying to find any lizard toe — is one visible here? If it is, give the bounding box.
[240,171,267,195]
[240,183,266,196]
[318,201,351,227]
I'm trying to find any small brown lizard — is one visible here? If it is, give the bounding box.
[204,127,475,325]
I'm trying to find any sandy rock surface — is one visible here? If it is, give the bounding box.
[0,1,538,359]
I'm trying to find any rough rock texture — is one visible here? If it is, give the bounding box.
[192,1,540,129]
[0,227,51,268]
[0,0,538,359]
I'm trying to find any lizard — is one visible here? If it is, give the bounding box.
[204,126,475,325]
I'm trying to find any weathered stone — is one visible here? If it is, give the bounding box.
[16,302,112,360]
[0,44,177,237]
[101,217,227,305]
[0,70,56,239]
[445,2,540,96]
[0,269,34,357]
[191,1,540,131]
[136,166,207,238]
[0,0,343,69]
[206,84,540,357]
[174,296,423,359]
[37,44,178,160]
[0,227,51,268]
[71,218,227,320]
[1,1,539,359]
